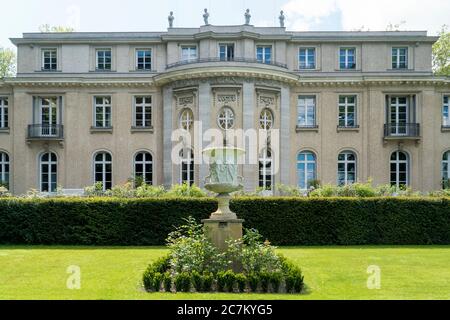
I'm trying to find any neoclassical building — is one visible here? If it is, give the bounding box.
[0,22,449,195]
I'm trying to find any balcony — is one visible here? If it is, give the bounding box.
[27,124,64,141]
[383,123,420,141]
[166,57,288,69]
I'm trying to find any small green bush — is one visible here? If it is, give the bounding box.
[235,273,247,293]
[201,273,213,292]
[191,271,203,292]
[163,272,172,292]
[217,271,227,292]
[270,272,282,293]
[259,272,271,293]
[174,272,191,292]
[248,273,259,292]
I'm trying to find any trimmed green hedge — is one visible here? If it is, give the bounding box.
[0,197,449,245]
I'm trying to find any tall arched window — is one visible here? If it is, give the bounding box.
[338,151,357,185]
[390,151,409,187]
[180,109,194,131]
[180,148,194,186]
[134,152,153,186]
[443,151,450,188]
[297,151,316,190]
[40,152,57,192]
[259,148,273,190]
[0,152,9,188]
[259,109,273,130]
[94,152,112,191]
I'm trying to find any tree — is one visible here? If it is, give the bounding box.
[39,24,75,33]
[0,48,16,78]
[433,25,450,76]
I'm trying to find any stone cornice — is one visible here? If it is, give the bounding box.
[3,78,155,88]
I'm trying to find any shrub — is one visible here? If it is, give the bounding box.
[282,258,304,294]
[216,271,227,292]
[166,183,207,198]
[222,270,236,292]
[270,272,282,293]
[201,273,213,292]
[235,273,247,293]
[163,272,172,292]
[152,255,171,273]
[248,273,259,292]
[259,272,271,292]
[174,272,191,292]
[191,271,203,292]
[0,186,11,198]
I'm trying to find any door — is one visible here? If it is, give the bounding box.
[389,97,408,135]
[40,98,58,136]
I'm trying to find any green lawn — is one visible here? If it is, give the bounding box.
[0,246,449,300]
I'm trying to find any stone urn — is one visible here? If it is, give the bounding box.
[202,146,245,251]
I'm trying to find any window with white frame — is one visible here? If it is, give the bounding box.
[94,96,112,128]
[260,109,273,130]
[181,46,197,61]
[0,152,9,188]
[180,109,194,131]
[338,151,357,186]
[339,48,356,69]
[443,96,449,127]
[392,47,408,69]
[134,152,153,186]
[134,96,152,128]
[94,152,112,191]
[42,49,57,71]
[297,151,316,190]
[136,49,152,70]
[443,151,450,188]
[0,98,8,128]
[256,46,272,64]
[299,48,316,69]
[219,44,234,61]
[218,107,235,130]
[297,96,316,127]
[180,148,194,186]
[96,49,112,70]
[390,151,409,188]
[40,152,57,192]
[338,96,357,127]
[259,148,273,190]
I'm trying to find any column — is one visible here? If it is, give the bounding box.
[243,82,256,191]
[280,86,290,185]
[198,82,211,188]
[163,86,173,187]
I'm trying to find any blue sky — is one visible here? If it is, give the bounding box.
[1,0,449,49]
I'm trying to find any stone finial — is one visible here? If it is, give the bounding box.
[168,11,174,28]
[203,8,210,25]
[244,9,251,25]
[279,10,285,27]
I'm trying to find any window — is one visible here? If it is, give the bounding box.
[297,152,316,190]
[339,48,356,69]
[39,97,58,136]
[260,109,273,130]
[219,44,234,61]
[390,151,409,187]
[180,148,194,186]
[218,107,235,130]
[180,109,194,131]
[338,96,357,127]
[181,46,197,61]
[96,49,112,70]
[443,96,449,127]
[134,152,153,186]
[338,151,357,185]
[134,96,152,128]
[42,49,57,71]
[94,152,112,191]
[299,48,315,69]
[0,98,8,129]
[94,97,112,128]
[443,151,450,188]
[256,46,272,64]
[389,96,409,135]
[40,152,57,192]
[297,96,316,127]
[0,152,9,188]
[136,49,152,70]
[259,149,273,190]
[392,47,408,69]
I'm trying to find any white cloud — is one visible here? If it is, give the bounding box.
[282,0,450,34]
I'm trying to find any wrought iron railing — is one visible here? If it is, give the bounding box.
[27,124,64,139]
[166,57,288,69]
[384,123,420,137]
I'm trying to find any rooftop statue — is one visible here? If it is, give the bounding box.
[168,11,174,28]
[279,10,285,27]
[203,8,210,25]
[245,9,251,25]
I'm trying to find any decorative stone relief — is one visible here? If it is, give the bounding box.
[174,89,197,109]
[257,89,279,110]
[213,89,240,109]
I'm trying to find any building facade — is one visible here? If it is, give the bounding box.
[0,24,449,195]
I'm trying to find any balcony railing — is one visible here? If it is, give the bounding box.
[166,57,288,69]
[384,123,420,138]
[27,124,64,140]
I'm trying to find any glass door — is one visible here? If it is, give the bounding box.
[40,98,58,136]
[389,97,408,135]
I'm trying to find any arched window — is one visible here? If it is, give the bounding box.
[180,109,194,131]
[180,148,194,186]
[443,151,450,188]
[390,151,409,187]
[94,152,112,191]
[0,152,9,188]
[134,152,153,186]
[297,151,316,190]
[40,152,57,192]
[259,148,273,190]
[338,151,357,185]
[259,109,273,130]
[217,107,235,130]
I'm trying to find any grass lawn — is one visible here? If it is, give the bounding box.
[0,246,449,300]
